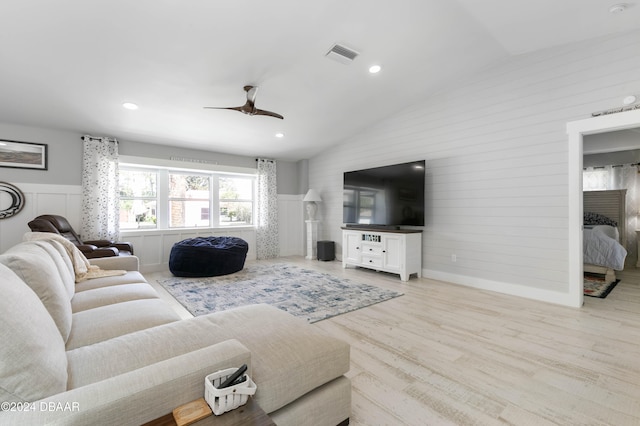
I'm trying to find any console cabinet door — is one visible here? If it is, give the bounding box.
[343,232,362,264]
[382,235,402,271]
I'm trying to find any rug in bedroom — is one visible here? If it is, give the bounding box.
[584,273,620,298]
[157,263,404,323]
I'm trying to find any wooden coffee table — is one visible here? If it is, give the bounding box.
[142,398,275,426]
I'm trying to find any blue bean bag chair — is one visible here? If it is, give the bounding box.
[169,236,249,277]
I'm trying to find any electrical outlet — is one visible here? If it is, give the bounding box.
[451,254,457,262]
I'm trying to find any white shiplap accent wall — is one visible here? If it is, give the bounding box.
[309,31,640,306]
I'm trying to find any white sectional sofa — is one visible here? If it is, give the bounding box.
[0,234,351,425]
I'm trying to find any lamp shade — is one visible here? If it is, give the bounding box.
[303,189,322,202]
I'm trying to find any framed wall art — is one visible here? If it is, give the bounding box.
[0,139,48,170]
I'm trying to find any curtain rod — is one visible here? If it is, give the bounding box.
[255,158,275,163]
[585,162,640,169]
[611,162,640,168]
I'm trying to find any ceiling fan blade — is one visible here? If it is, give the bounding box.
[204,86,281,118]
[203,106,244,112]
[254,109,284,120]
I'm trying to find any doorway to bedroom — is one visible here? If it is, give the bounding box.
[583,131,640,300]
[583,133,640,267]
[568,109,640,307]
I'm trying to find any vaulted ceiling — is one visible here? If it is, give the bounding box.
[1,1,639,161]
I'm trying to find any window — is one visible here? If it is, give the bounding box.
[583,167,610,191]
[169,173,210,228]
[119,169,158,229]
[119,165,255,230]
[219,176,253,226]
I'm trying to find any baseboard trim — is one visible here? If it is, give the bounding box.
[422,268,580,308]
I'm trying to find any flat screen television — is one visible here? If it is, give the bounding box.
[343,160,425,227]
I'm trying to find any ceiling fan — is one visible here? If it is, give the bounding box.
[204,85,284,119]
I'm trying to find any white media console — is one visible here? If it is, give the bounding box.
[341,227,422,281]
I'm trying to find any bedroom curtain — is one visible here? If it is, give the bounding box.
[256,158,279,259]
[80,135,120,241]
[583,164,639,264]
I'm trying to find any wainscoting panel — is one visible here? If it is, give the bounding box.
[122,228,258,273]
[2,183,302,273]
[278,194,304,257]
[0,183,82,253]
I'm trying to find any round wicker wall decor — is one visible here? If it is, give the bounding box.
[0,182,25,219]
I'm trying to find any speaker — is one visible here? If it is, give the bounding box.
[317,240,335,261]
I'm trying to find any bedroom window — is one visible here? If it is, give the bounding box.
[119,165,255,230]
[583,167,609,190]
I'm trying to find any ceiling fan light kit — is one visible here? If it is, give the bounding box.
[204,85,283,120]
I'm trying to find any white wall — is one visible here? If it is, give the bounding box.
[309,30,640,305]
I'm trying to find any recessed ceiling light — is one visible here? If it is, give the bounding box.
[275,132,285,138]
[623,95,637,105]
[369,65,381,74]
[122,102,139,110]
[609,3,628,13]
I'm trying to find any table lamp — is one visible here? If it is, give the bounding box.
[303,189,322,220]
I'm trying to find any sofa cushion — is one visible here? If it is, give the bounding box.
[205,304,350,413]
[37,239,76,297]
[71,283,160,313]
[74,271,147,292]
[65,304,349,413]
[66,320,232,389]
[0,264,68,403]
[0,241,73,341]
[66,299,181,350]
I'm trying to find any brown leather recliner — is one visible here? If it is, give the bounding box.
[27,214,134,259]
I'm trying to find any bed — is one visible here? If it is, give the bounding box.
[583,189,628,284]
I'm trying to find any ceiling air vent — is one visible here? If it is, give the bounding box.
[325,43,359,65]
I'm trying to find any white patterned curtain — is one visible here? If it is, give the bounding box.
[583,164,639,264]
[256,159,279,259]
[80,135,120,241]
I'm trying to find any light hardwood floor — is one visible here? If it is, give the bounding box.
[147,260,640,426]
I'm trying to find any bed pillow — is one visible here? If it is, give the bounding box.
[584,212,617,227]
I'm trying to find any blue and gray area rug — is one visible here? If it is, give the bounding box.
[157,263,403,323]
